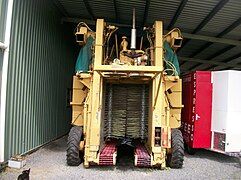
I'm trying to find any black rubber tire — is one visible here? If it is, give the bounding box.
[186,145,197,155]
[66,126,83,166]
[168,129,184,169]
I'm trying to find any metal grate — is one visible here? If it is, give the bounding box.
[104,84,149,139]
[213,132,226,151]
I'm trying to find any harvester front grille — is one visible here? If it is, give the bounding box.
[104,84,149,139]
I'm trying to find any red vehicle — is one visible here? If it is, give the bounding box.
[181,71,212,154]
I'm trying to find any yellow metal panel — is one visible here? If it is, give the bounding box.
[147,21,164,153]
[148,74,166,167]
[154,21,163,69]
[165,79,182,128]
[169,109,182,128]
[166,79,182,108]
[94,19,104,66]
[72,76,88,104]
[95,65,162,73]
[72,105,84,126]
[89,73,102,147]
[85,19,105,165]
[71,76,88,126]
[83,92,90,134]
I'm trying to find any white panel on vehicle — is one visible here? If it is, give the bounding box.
[211,71,228,133]
[211,70,241,153]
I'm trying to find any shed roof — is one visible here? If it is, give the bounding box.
[54,0,241,73]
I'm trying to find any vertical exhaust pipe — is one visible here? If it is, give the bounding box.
[130,8,136,50]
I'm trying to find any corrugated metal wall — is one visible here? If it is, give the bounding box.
[4,0,76,161]
[0,50,3,105]
[0,0,7,41]
[0,0,7,99]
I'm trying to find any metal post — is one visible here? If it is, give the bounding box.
[0,0,14,163]
[130,8,136,50]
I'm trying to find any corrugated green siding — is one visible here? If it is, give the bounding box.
[4,0,76,160]
[0,51,3,104]
[0,0,8,41]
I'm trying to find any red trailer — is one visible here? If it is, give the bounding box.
[181,71,212,154]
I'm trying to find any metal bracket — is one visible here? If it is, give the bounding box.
[0,42,7,50]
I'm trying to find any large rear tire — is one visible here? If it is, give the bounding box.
[168,129,184,168]
[66,126,83,166]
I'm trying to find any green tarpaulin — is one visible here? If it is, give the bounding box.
[163,41,180,76]
[75,36,94,73]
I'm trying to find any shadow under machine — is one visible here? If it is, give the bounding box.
[67,9,184,169]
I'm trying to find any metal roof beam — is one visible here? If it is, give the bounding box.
[188,45,236,71]
[142,0,151,27]
[167,0,188,30]
[186,17,241,71]
[179,56,241,70]
[83,0,95,20]
[208,45,235,60]
[205,52,241,70]
[62,17,241,44]
[182,33,241,46]
[188,17,241,58]
[178,0,229,52]
[52,0,69,17]
[113,0,119,22]
[192,0,229,34]
[217,17,241,37]
[223,52,241,63]
[62,17,131,27]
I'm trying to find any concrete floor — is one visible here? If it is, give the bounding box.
[1,136,241,180]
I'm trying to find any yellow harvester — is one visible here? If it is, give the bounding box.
[67,10,184,169]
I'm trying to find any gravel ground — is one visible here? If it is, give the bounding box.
[1,136,240,180]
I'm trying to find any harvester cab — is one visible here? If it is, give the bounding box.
[67,9,184,169]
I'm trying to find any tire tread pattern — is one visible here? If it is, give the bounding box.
[66,126,83,166]
[169,129,184,169]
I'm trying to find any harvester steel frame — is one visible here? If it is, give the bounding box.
[69,19,183,168]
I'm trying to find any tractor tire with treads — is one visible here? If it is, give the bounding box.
[168,129,184,168]
[67,126,83,166]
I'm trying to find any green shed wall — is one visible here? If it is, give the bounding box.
[0,0,8,41]
[4,0,76,161]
